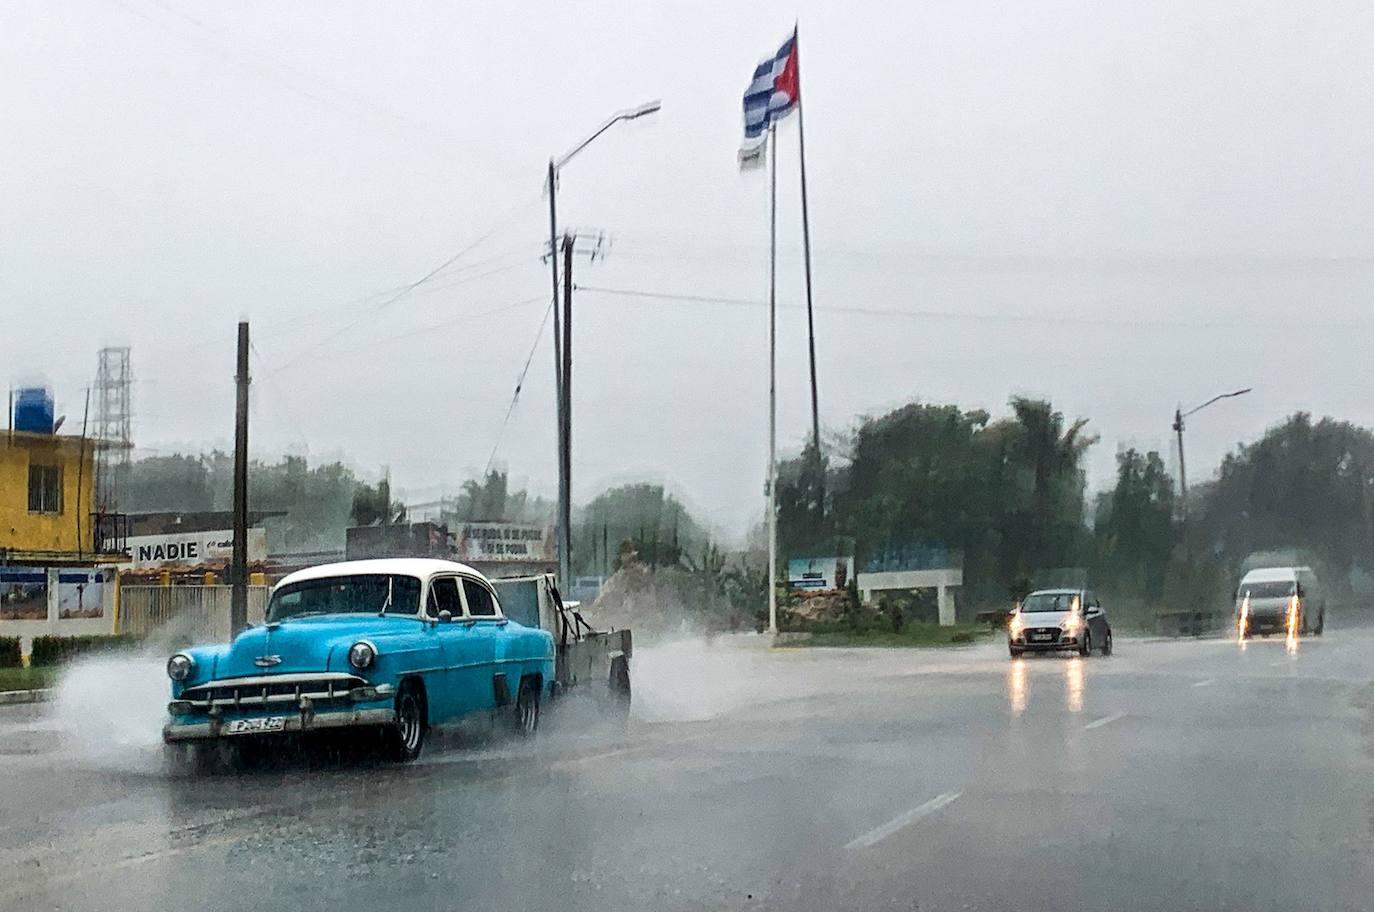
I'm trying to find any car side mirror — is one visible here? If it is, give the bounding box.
[438,610,452,623]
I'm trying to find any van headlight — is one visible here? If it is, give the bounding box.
[167,653,194,681]
[348,641,376,670]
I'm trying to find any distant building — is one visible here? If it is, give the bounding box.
[0,428,126,565]
[1,388,130,652]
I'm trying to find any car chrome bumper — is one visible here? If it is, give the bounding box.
[163,707,396,743]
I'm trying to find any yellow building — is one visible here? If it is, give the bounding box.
[0,430,113,561]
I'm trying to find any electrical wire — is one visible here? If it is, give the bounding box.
[573,284,1360,332]
[482,300,556,477]
[261,292,548,378]
[258,229,502,379]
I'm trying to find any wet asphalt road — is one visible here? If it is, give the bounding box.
[2,623,1373,912]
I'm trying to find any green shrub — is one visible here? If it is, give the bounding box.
[29,634,142,667]
[0,637,20,668]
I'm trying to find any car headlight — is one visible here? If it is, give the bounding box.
[1062,613,1082,632]
[167,653,194,682]
[348,641,376,670]
[1008,613,1024,636]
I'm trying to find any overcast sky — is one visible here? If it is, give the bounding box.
[4,1,1374,540]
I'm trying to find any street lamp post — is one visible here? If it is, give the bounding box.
[1173,388,1252,522]
[546,99,661,591]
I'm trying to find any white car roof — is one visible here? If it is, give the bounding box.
[1240,566,1302,583]
[276,558,488,590]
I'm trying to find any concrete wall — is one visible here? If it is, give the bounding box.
[856,567,964,627]
[0,568,116,656]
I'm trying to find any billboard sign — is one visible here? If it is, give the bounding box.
[126,529,267,568]
[787,555,854,591]
[58,570,109,619]
[0,569,49,620]
[456,523,554,563]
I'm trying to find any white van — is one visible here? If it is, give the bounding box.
[1235,566,1325,637]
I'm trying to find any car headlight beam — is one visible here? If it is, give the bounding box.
[348,641,376,670]
[166,653,194,682]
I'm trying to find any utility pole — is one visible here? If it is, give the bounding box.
[1173,388,1250,528]
[547,159,565,590]
[560,234,574,588]
[1173,406,1188,524]
[230,321,250,636]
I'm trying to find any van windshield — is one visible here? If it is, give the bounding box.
[1239,581,1295,600]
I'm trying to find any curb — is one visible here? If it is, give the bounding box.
[0,688,54,706]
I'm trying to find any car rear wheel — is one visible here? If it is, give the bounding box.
[1101,629,1113,656]
[386,682,426,763]
[1314,611,1325,636]
[1078,631,1092,657]
[513,675,541,737]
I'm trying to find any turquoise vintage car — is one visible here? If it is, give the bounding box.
[162,558,555,762]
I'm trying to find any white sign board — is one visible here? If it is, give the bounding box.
[787,555,855,591]
[126,529,267,568]
[456,523,554,563]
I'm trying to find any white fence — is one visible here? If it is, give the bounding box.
[118,585,269,643]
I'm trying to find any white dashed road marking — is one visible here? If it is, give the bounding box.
[1084,711,1126,730]
[1192,679,1215,688]
[844,792,962,850]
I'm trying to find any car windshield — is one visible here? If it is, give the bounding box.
[1240,581,1296,600]
[1019,592,1080,612]
[267,575,421,622]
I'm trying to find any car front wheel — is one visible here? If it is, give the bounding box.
[1078,631,1092,657]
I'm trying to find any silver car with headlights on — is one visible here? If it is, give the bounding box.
[1008,588,1113,657]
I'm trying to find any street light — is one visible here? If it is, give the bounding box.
[1173,387,1252,521]
[546,99,661,591]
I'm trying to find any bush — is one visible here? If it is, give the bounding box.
[29,634,142,667]
[0,637,20,668]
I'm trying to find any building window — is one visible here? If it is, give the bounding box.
[28,464,62,514]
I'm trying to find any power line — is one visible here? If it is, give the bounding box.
[573,284,1367,332]
[258,292,548,379]
[483,300,556,477]
[259,230,502,379]
[111,0,475,154]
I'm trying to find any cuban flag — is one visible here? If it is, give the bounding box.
[740,32,799,169]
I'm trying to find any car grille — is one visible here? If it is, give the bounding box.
[178,673,367,713]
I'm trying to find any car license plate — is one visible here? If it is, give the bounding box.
[1031,633,1053,642]
[224,717,286,735]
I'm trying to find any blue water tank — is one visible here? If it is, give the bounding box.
[13,387,55,434]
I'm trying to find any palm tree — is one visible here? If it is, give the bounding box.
[1009,397,1097,569]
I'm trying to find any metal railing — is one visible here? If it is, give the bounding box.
[119,585,269,643]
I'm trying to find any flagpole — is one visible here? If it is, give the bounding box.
[767,122,779,637]
[793,25,824,514]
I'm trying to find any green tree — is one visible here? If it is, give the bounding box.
[1095,449,1176,597]
[350,475,405,529]
[1197,413,1374,588]
[579,483,704,574]
[120,454,215,512]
